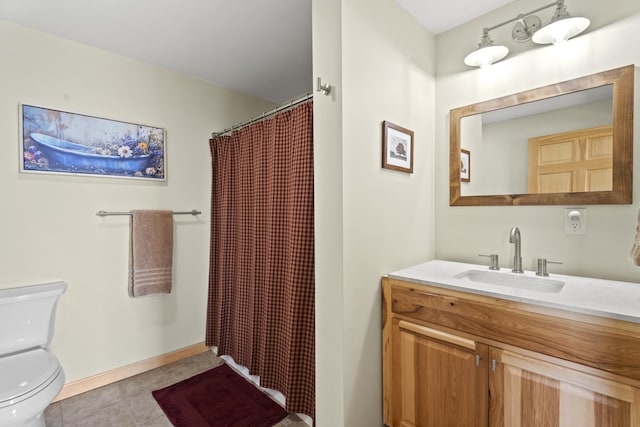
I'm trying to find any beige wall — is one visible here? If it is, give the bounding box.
[435,0,640,282]
[0,20,274,382]
[314,0,436,425]
[312,0,345,425]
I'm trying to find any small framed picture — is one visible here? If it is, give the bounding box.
[382,121,413,173]
[460,149,470,182]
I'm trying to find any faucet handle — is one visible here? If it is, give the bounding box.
[536,258,563,276]
[479,254,500,270]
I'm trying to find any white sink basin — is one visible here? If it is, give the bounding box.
[454,269,565,293]
[388,260,640,323]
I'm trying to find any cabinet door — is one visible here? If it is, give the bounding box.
[489,348,640,427]
[391,319,488,427]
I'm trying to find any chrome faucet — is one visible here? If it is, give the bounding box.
[509,227,523,273]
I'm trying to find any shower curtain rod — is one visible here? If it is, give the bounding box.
[211,92,312,138]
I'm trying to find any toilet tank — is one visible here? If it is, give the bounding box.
[0,282,67,356]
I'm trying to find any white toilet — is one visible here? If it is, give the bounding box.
[0,282,67,427]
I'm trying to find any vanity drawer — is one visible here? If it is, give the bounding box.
[387,278,640,382]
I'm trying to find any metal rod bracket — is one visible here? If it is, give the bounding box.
[317,77,331,96]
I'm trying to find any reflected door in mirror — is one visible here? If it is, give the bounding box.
[528,125,613,193]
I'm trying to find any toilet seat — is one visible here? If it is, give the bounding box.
[0,349,62,408]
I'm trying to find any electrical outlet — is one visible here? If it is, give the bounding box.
[564,208,586,234]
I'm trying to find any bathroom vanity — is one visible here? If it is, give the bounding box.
[382,260,640,427]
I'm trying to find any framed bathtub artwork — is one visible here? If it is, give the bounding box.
[382,120,413,173]
[460,149,470,182]
[19,104,166,181]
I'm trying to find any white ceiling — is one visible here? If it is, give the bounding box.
[0,0,513,104]
[394,0,515,35]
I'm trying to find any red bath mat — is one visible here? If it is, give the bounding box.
[152,363,288,427]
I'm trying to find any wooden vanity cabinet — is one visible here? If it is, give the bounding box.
[382,277,640,427]
[490,347,640,426]
[390,319,488,427]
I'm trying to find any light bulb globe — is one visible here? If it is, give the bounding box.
[532,16,590,44]
[464,45,509,68]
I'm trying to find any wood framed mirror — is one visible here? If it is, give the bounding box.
[450,65,634,206]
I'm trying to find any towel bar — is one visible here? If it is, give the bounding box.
[96,209,201,217]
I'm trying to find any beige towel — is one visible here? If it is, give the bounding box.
[631,208,640,266]
[129,210,173,297]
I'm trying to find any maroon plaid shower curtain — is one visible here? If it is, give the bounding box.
[206,101,315,419]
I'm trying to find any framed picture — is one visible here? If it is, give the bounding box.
[460,149,470,182]
[20,104,166,181]
[382,121,413,173]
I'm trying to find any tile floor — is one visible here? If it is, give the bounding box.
[44,351,308,427]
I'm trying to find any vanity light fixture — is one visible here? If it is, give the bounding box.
[463,29,509,68]
[531,1,590,44]
[464,0,590,68]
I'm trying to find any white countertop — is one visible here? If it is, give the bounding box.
[388,260,640,324]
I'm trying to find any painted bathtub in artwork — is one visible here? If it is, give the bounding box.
[29,133,155,175]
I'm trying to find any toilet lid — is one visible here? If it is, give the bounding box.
[0,348,61,405]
